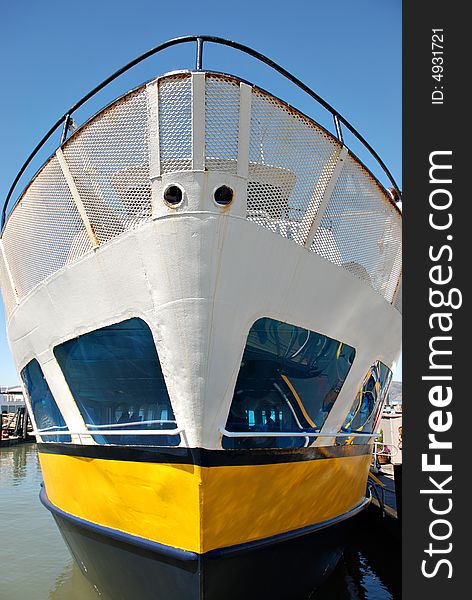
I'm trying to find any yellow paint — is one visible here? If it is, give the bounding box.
[38,451,371,554]
[368,471,385,487]
[281,374,316,428]
[39,454,201,552]
[200,453,371,551]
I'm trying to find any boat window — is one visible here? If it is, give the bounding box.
[338,361,392,445]
[53,318,180,446]
[222,317,356,449]
[20,359,71,442]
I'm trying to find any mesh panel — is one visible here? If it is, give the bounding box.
[159,74,192,173]
[205,75,240,172]
[63,87,151,244]
[0,248,17,318]
[310,155,402,302]
[247,88,340,243]
[1,157,93,299]
[394,278,402,313]
[1,72,401,308]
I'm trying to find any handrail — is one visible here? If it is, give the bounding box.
[1,35,401,231]
[34,428,182,436]
[220,428,380,439]
[85,419,177,429]
[374,441,400,457]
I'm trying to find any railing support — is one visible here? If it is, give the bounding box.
[1,35,402,232]
[333,114,344,144]
[55,149,100,248]
[195,37,204,71]
[60,114,72,145]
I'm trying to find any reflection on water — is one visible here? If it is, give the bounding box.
[0,444,98,600]
[49,562,99,600]
[312,543,400,600]
[0,444,399,599]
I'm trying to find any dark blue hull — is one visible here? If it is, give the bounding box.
[43,487,365,600]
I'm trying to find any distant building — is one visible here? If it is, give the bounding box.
[381,380,402,464]
[0,386,25,413]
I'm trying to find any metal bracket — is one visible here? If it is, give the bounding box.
[149,80,161,179]
[55,149,100,248]
[192,72,206,171]
[301,145,349,248]
[237,83,252,178]
[0,240,19,303]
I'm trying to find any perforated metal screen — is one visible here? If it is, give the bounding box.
[247,87,340,243]
[393,279,402,313]
[1,157,94,300]
[310,155,402,302]
[205,75,240,173]
[0,247,16,317]
[63,87,151,243]
[159,74,192,173]
[0,72,402,320]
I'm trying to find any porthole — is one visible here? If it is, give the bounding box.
[214,185,234,206]
[163,184,183,207]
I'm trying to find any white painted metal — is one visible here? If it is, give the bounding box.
[192,72,206,171]
[148,80,161,181]
[237,83,252,178]
[0,240,18,304]
[303,145,348,247]
[55,149,100,248]
[5,214,401,449]
[0,72,402,450]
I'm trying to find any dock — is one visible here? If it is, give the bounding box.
[1,406,33,446]
[364,462,402,540]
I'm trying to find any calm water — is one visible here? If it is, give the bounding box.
[0,444,400,600]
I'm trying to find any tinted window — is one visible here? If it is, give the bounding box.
[54,318,179,446]
[21,359,71,442]
[338,361,392,444]
[223,318,355,449]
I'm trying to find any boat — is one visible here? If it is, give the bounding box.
[0,36,402,599]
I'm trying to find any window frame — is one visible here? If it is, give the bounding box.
[221,317,359,449]
[52,317,181,447]
[20,358,71,443]
[337,360,393,445]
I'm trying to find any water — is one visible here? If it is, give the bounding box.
[0,444,400,600]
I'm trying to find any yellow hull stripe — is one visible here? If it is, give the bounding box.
[38,452,371,553]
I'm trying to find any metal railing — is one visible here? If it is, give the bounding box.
[34,428,183,438]
[220,428,380,439]
[373,441,400,460]
[1,35,401,231]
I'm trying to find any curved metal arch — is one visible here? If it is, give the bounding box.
[1,35,401,231]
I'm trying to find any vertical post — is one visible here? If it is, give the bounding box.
[295,145,348,248]
[22,406,29,440]
[148,81,161,179]
[192,72,206,171]
[394,463,402,522]
[237,83,252,178]
[333,114,344,144]
[60,114,72,145]
[55,148,100,248]
[0,239,20,305]
[196,38,204,71]
[13,407,23,437]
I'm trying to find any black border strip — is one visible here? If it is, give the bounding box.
[39,484,369,560]
[39,485,198,562]
[37,442,372,466]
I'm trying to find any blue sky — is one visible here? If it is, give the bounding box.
[0,0,401,384]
